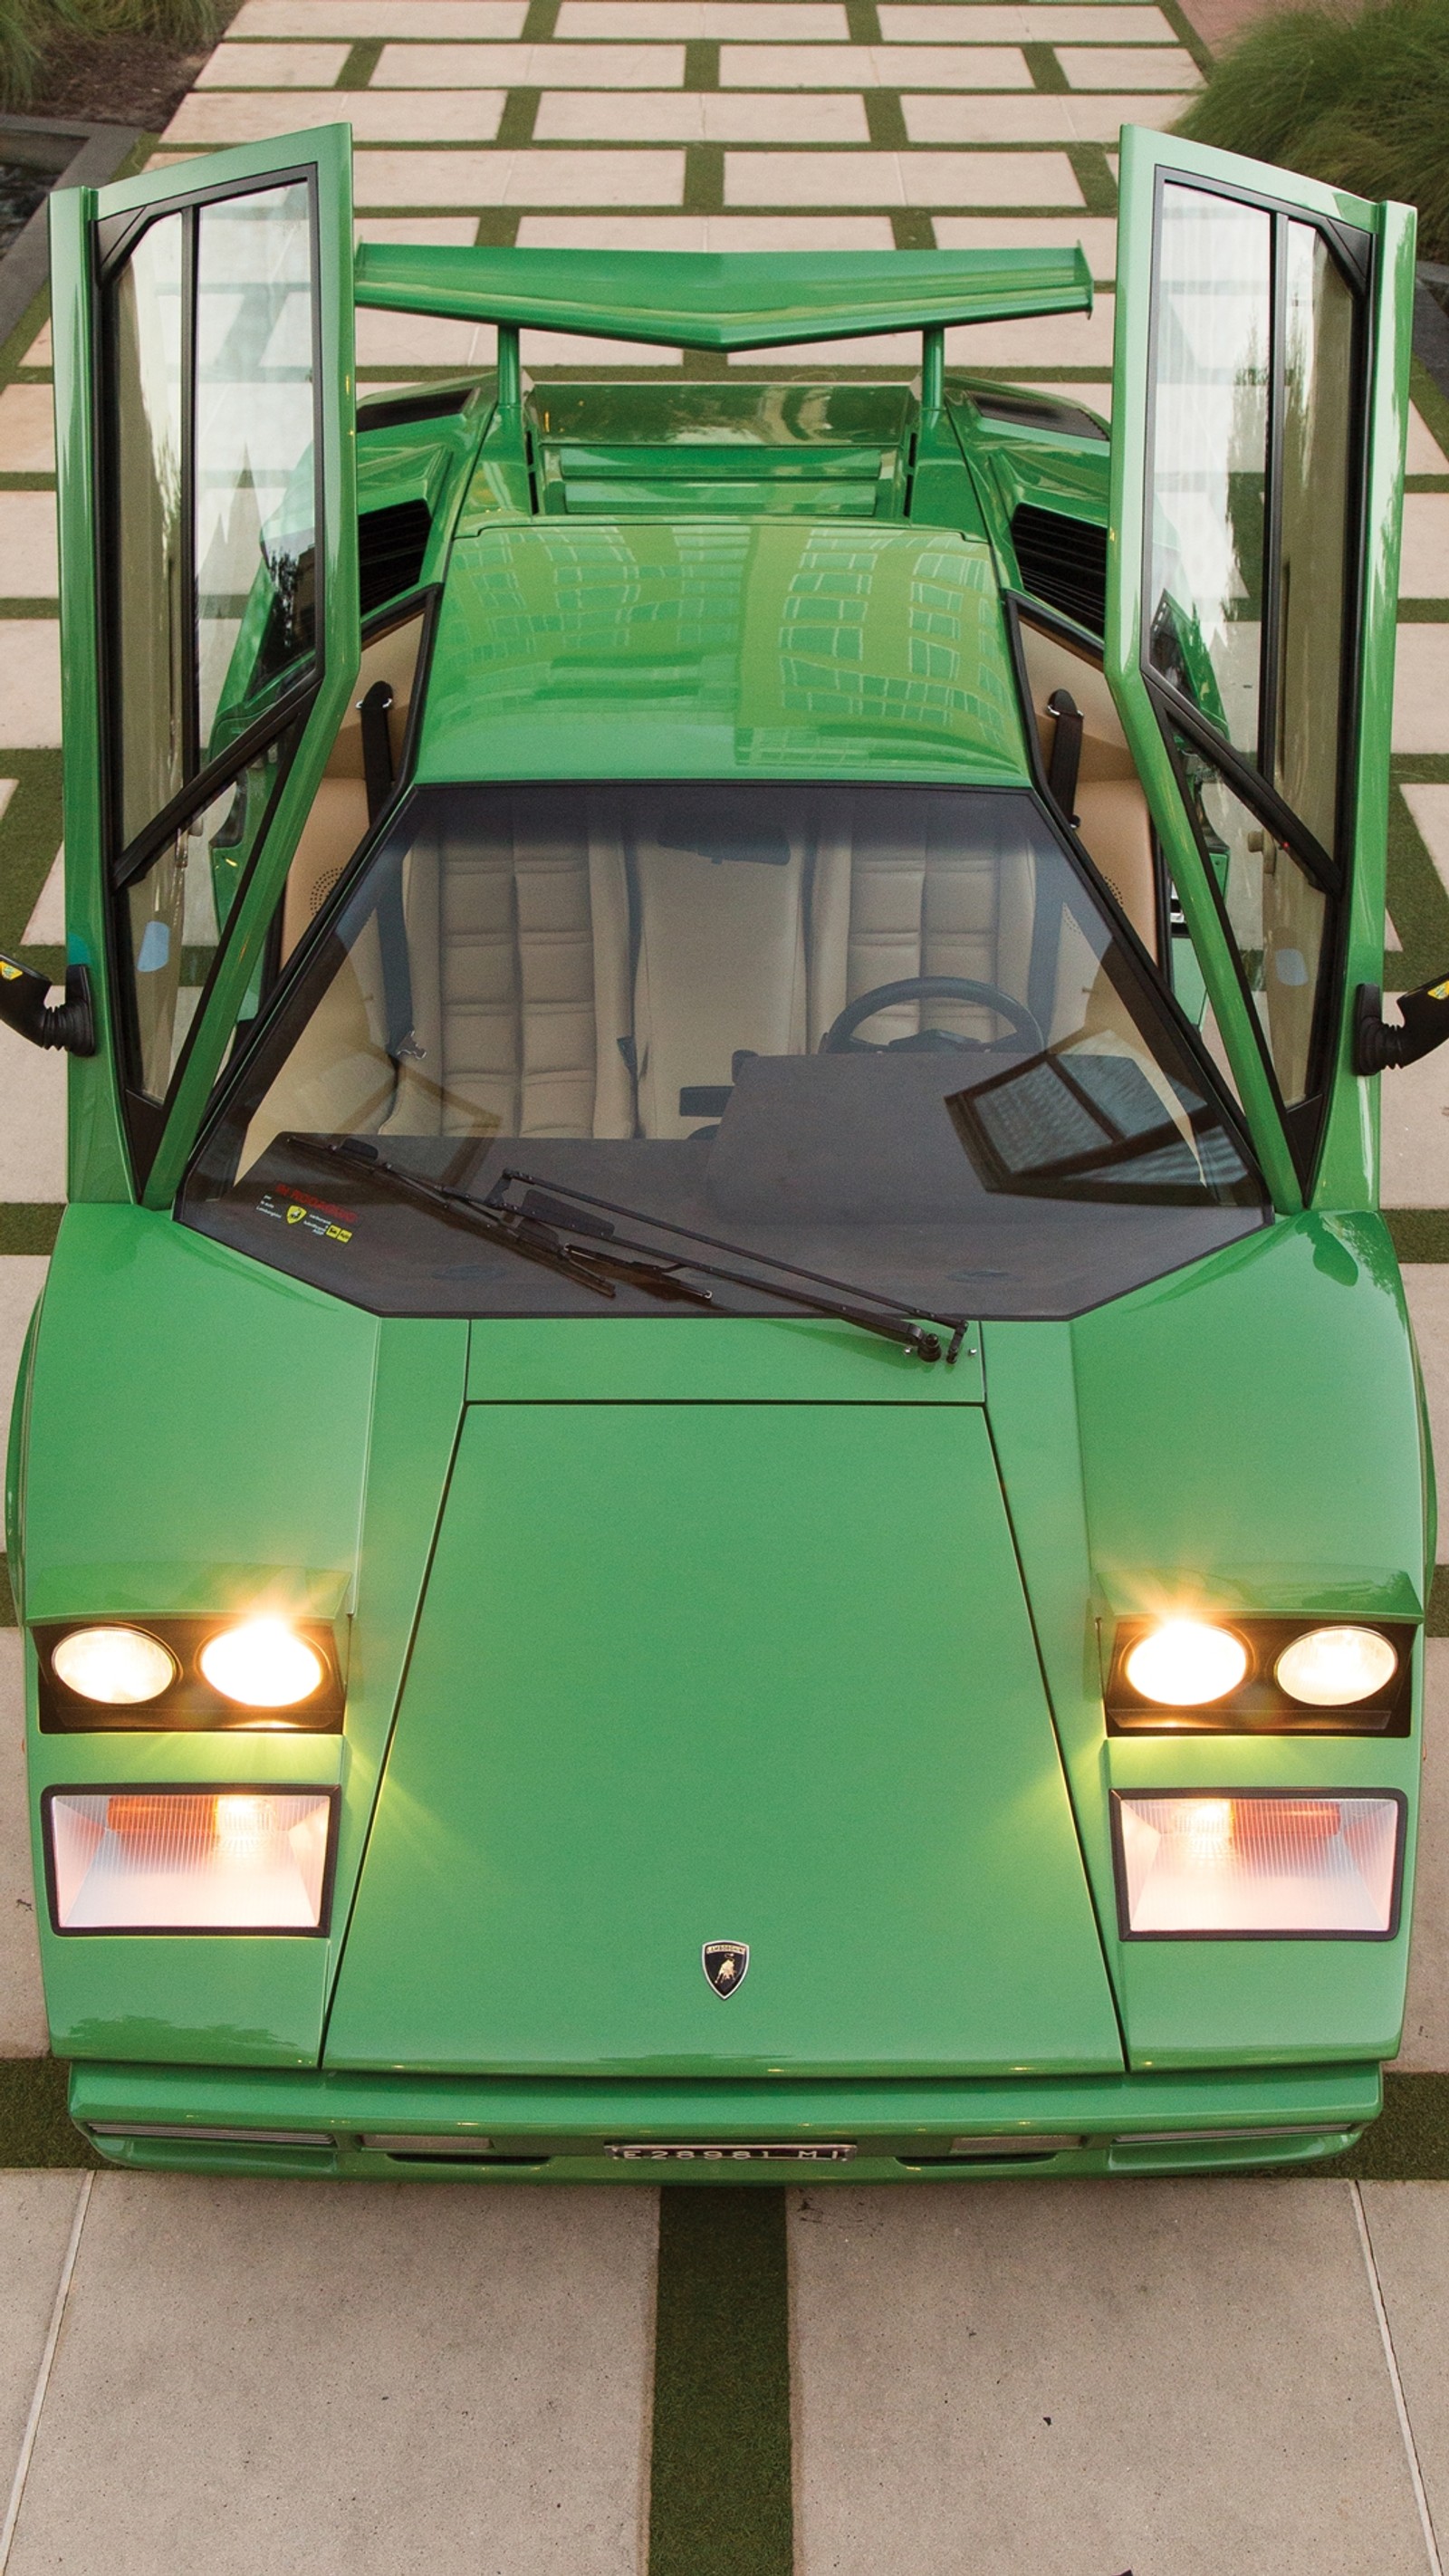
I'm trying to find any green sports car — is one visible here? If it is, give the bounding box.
[4,118,1438,2179]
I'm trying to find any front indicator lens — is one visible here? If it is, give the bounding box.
[1275,1626,1398,1706]
[198,1620,324,1709]
[48,1791,332,1930]
[1117,1793,1401,1935]
[1123,1620,1249,1706]
[51,1626,176,1706]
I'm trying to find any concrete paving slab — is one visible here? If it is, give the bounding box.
[1403,1266,1449,1529]
[1402,782,1449,898]
[1358,2181,1449,2549]
[729,330,923,365]
[168,88,507,142]
[0,493,56,597]
[724,148,1083,205]
[904,87,1187,139]
[1379,1030,1449,1206]
[0,624,60,747]
[356,308,494,367]
[356,216,482,245]
[232,0,528,31]
[945,296,1114,365]
[533,89,870,139]
[0,1026,64,1200]
[1400,494,1449,596]
[1396,1638,1449,2071]
[557,2,849,30]
[0,389,54,476]
[21,847,62,944]
[1393,625,1449,754]
[515,212,897,245]
[6,2177,657,2576]
[0,1261,47,1468]
[1057,37,1200,78]
[353,147,686,206]
[0,2176,89,2494]
[790,2179,1430,2575]
[374,41,686,84]
[934,211,1118,273]
[196,40,350,83]
[1408,406,1449,474]
[21,327,49,370]
[0,1631,47,2057]
[721,41,1033,82]
[883,3,1179,30]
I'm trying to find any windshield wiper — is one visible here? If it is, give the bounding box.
[283,1136,718,1310]
[485,1169,969,1364]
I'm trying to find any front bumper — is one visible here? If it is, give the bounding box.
[70,2060,1382,2181]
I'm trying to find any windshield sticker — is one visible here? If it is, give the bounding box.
[256,1187,355,1245]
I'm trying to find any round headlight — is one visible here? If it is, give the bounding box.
[1274,1626,1397,1707]
[1123,1620,1249,1706]
[198,1620,323,1710]
[52,1625,176,1706]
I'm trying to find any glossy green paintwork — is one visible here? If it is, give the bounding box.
[20,125,1429,2170]
[354,241,1091,351]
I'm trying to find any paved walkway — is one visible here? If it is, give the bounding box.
[4,4,1449,2568]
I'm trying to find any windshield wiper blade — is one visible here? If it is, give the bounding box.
[487,1171,964,1364]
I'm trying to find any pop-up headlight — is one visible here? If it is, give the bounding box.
[46,1789,336,1931]
[50,1626,176,1706]
[1108,1615,1413,1735]
[1113,1793,1404,1937]
[36,1617,344,1733]
[197,1620,324,1709]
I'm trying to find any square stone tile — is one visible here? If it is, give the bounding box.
[0,623,60,746]
[729,329,923,366]
[791,2180,1428,2574]
[0,1258,50,1487]
[905,87,1188,139]
[515,211,897,247]
[1403,1267,1449,1528]
[1407,405,1449,475]
[934,211,1118,275]
[1358,2180,1449,2544]
[0,493,56,596]
[0,1024,64,1199]
[22,325,50,369]
[353,148,685,207]
[356,310,494,368]
[0,2176,91,2492]
[945,294,1114,366]
[557,2,850,29]
[0,388,54,476]
[168,89,507,143]
[1378,966,1449,1208]
[7,2177,657,2576]
[722,40,1032,81]
[883,3,1179,31]
[1399,493,1449,595]
[195,39,350,82]
[1394,626,1449,754]
[534,89,868,140]
[231,0,527,30]
[1401,782,1449,897]
[356,215,481,245]
[725,148,1082,206]
[22,846,63,944]
[0,1629,47,2055]
[1056,39,1200,82]
[1394,1637,1449,2070]
[375,40,684,84]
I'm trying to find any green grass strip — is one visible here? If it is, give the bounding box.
[0,2062,100,2167]
[1428,1565,1449,1635]
[1319,2072,1449,2177]
[0,1204,62,1254]
[648,2187,793,2576]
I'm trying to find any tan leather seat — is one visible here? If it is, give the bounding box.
[1018,619,1160,957]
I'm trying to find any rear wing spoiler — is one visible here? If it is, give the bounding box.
[353,242,1093,402]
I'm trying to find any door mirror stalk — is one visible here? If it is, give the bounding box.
[1355,976,1449,1074]
[0,956,95,1055]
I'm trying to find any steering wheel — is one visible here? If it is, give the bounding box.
[821,974,1044,1055]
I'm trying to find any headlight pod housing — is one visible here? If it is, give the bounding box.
[34,1618,345,1733]
[1107,1616,1414,1735]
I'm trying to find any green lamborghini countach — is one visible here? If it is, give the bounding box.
[4,117,1436,2179]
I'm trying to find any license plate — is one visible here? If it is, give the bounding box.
[609,2141,857,2163]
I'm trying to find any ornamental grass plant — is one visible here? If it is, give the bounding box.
[0,0,220,106]
[1176,0,1449,260]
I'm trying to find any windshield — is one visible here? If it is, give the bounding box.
[180,782,1266,1321]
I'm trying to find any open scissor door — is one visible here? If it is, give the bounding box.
[1105,124,1415,1205]
[50,123,359,1204]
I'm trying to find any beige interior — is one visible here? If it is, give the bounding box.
[1019,620,1159,958]
[277,608,427,964]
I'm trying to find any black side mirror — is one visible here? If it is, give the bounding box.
[1355,976,1449,1074]
[0,956,95,1056]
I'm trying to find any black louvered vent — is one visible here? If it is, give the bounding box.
[359,499,432,617]
[1010,503,1108,635]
